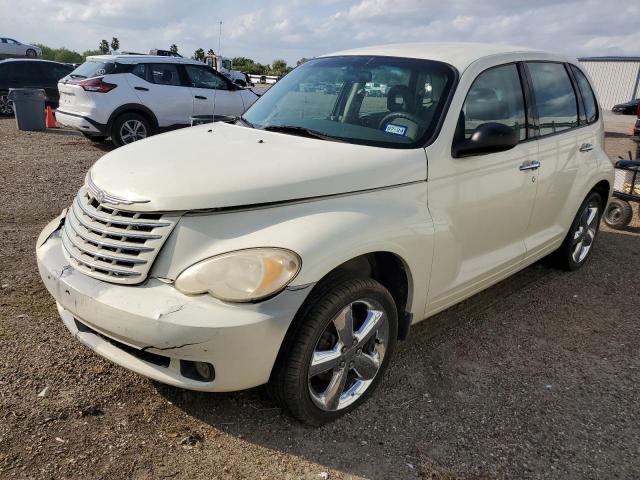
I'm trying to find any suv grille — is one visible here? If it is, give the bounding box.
[61,187,178,284]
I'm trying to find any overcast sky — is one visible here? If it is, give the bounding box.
[1,0,638,64]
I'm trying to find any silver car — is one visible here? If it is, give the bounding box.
[0,38,41,58]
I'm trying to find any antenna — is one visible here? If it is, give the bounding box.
[212,20,222,129]
[218,21,222,58]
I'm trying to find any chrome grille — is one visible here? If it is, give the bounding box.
[61,187,178,284]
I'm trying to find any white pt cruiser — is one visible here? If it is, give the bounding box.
[37,43,614,425]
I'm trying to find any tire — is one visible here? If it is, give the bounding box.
[268,277,398,425]
[25,49,37,57]
[111,112,150,147]
[0,91,14,116]
[604,199,633,229]
[82,132,108,143]
[552,191,603,271]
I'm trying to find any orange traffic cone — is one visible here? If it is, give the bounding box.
[45,106,56,129]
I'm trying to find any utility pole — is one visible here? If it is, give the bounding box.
[218,21,222,58]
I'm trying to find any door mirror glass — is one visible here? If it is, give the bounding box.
[452,122,519,158]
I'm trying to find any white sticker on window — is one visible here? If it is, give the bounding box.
[385,124,407,136]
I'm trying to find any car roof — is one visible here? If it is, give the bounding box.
[0,58,69,66]
[322,42,570,72]
[85,54,204,65]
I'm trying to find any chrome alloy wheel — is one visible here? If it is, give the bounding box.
[571,201,599,264]
[0,94,13,115]
[308,299,389,412]
[120,119,148,144]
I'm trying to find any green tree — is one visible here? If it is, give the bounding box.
[296,57,310,66]
[110,37,120,52]
[99,40,109,54]
[270,59,289,77]
[193,48,205,61]
[169,44,178,54]
[53,47,83,64]
[82,49,102,59]
[206,48,215,56]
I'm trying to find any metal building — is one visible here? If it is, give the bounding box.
[579,57,640,110]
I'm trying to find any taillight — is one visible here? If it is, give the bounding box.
[78,77,116,93]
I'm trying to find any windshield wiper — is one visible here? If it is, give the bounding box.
[262,125,343,142]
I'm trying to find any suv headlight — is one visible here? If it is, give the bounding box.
[174,248,301,302]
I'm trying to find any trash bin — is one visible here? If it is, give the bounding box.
[8,88,46,131]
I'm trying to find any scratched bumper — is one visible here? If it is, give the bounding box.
[36,214,311,392]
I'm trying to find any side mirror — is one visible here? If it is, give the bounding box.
[452,122,519,158]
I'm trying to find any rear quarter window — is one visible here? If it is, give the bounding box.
[570,65,599,124]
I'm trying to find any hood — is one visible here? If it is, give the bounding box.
[88,123,427,212]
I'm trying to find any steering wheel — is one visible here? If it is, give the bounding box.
[378,111,422,130]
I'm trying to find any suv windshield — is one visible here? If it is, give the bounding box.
[242,56,456,148]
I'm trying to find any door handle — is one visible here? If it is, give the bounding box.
[134,86,149,91]
[579,143,594,152]
[195,95,207,100]
[519,160,541,171]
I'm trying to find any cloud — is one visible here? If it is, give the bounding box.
[0,0,637,64]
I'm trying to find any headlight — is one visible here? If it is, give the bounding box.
[174,248,301,302]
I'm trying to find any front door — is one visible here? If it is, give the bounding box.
[426,63,539,314]
[183,64,245,118]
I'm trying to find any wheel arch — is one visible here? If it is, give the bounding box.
[591,179,611,206]
[107,104,159,134]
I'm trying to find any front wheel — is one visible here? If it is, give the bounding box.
[604,199,633,229]
[552,192,603,271]
[25,49,37,57]
[111,112,150,147]
[268,278,397,425]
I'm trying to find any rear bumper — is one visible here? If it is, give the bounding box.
[55,110,106,135]
[36,213,312,392]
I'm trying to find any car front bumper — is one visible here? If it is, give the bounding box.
[36,213,312,392]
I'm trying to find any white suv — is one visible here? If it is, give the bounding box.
[55,55,261,146]
[37,43,613,425]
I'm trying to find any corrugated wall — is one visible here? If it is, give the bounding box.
[580,61,640,110]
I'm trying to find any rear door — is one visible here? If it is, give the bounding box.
[40,63,72,105]
[522,62,593,258]
[126,63,193,127]
[183,64,245,118]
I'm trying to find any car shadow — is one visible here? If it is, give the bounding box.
[156,255,572,479]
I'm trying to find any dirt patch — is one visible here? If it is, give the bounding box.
[1,118,639,479]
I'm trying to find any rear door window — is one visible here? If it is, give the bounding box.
[147,64,181,86]
[527,62,578,136]
[460,63,527,141]
[570,65,598,125]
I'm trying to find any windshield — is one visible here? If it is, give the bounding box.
[242,56,457,148]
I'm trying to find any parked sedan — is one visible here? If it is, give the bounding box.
[0,59,73,115]
[612,98,640,115]
[0,38,41,58]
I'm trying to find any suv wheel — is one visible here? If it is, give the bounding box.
[552,192,602,270]
[269,277,397,425]
[112,112,150,147]
[0,91,14,116]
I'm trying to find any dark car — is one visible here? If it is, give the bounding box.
[0,59,73,116]
[612,98,640,115]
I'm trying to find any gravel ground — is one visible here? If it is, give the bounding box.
[1,117,639,480]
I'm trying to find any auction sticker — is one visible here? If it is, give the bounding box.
[385,124,407,136]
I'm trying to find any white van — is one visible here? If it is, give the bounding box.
[37,43,613,425]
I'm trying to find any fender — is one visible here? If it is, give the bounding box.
[149,183,434,319]
[107,103,160,134]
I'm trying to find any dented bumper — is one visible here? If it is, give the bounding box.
[36,214,311,392]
